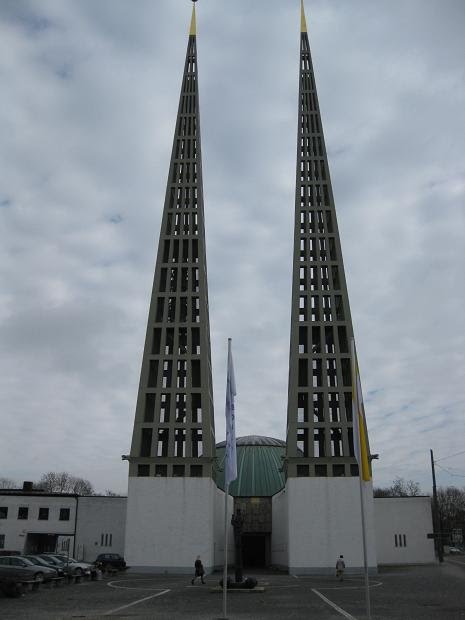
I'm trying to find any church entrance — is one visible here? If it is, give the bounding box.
[242,533,270,568]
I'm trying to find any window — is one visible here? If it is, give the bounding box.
[38,507,49,520]
[0,534,4,549]
[18,507,29,520]
[100,533,113,547]
[173,465,185,477]
[155,464,167,477]
[0,507,8,519]
[297,465,309,477]
[140,428,153,457]
[59,508,70,521]
[190,465,203,477]
[395,534,407,548]
[138,465,150,477]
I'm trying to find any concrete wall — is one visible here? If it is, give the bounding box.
[0,494,76,554]
[125,477,220,573]
[374,497,435,565]
[74,496,126,562]
[212,485,234,570]
[271,488,288,568]
[286,478,377,574]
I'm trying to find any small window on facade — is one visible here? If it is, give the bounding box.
[0,534,4,549]
[138,465,150,477]
[173,465,185,477]
[0,507,8,519]
[151,328,161,354]
[147,360,158,388]
[191,360,201,387]
[350,464,359,477]
[332,465,345,477]
[38,507,49,520]
[144,393,155,423]
[190,465,203,477]
[298,392,309,423]
[297,465,309,477]
[18,507,28,520]
[155,464,167,477]
[140,428,153,457]
[298,358,308,387]
[59,508,70,521]
[315,464,327,477]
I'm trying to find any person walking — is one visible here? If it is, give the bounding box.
[191,555,205,585]
[336,555,345,581]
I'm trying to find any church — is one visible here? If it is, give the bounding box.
[123,1,434,574]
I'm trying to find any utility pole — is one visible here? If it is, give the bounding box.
[430,449,443,563]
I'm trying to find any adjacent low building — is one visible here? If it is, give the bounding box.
[0,484,126,563]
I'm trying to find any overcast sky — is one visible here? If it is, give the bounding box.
[1,0,464,494]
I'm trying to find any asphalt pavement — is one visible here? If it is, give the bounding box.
[1,559,464,619]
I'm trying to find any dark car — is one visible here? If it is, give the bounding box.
[95,553,127,571]
[0,556,56,582]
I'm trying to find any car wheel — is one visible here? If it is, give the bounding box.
[74,568,83,576]
[34,572,44,582]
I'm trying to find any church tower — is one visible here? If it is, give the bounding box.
[125,3,225,573]
[276,1,377,574]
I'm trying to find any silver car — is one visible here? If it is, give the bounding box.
[0,556,57,582]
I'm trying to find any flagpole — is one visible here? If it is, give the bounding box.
[351,338,372,620]
[222,481,229,619]
[221,337,236,619]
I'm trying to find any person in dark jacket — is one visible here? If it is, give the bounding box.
[191,555,205,584]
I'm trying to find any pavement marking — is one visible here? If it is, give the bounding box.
[311,588,357,620]
[318,579,383,591]
[102,588,170,615]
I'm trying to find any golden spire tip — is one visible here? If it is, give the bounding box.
[300,0,307,33]
[189,2,197,36]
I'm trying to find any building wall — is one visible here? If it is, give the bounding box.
[125,477,220,573]
[74,496,126,562]
[271,488,288,568]
[374,497,435,565]
[286,478,377,574]
[0,494,76,554]
[212,485,234,571]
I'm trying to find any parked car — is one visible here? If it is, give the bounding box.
[40,553,93,576]
[0,565,32,597]
[23,555,65,577]
[0,556,56,582]
[449,547,464,555]
[95,553,127,571]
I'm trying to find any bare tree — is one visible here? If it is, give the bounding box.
[0,477,17,489]
[374,477,421,498]
[437,486,465,537]
[36,472,94,495]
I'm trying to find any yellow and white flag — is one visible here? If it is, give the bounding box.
[351,339,371,482]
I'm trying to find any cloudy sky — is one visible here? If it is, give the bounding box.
[1,0,464,495]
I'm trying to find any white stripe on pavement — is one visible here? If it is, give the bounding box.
[312,588,357,620]
[103,588,170,615]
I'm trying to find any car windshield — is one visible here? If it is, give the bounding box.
[12,557,34,566]
[25,556,50,566]
[39,555,62,565]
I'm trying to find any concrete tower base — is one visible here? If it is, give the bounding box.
[125,477,232,573]
[273,477,377,574]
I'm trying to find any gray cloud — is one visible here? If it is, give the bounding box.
[1,0,464,493]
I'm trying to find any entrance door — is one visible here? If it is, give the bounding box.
[25,533,58,554]
[242,533,266,568]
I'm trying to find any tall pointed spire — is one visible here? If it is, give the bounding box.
[128,2,215,480]
[285,4,361,479]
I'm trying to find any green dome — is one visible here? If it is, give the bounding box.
[215,436,286,497]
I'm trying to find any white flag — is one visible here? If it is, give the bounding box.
[224,339,237,486]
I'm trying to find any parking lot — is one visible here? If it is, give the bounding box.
[1,559,464,619]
